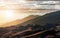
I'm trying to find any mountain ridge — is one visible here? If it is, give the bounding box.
[0,15,39,27]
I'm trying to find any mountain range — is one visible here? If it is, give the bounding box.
[15,10,60,26]
[0,10,60,38]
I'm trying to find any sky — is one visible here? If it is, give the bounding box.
[0,0,27,25]
[0,0,59,26]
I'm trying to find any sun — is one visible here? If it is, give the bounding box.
[4,10,29,21]
[0,0,29,27]
[0,9,29,26]
[5,10,14,17]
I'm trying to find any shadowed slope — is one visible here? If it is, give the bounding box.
[17,10,60,26]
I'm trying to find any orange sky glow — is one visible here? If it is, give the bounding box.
[0,0,54,27]
[0,0,30,26]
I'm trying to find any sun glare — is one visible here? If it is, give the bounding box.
[0,0,29,27]
[5,10,14,17]
[0,9,29,26]
[3,10,29,21]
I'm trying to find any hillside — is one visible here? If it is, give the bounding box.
[1,15,39,27]
[16,10,60,26]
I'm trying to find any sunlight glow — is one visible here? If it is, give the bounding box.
[0,0,29,26]
[3,10,29,21]
[5,10,14,18]
[0,10,29,26]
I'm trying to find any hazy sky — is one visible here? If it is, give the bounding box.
[0,0,58,26]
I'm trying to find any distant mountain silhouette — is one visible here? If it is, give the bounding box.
[1,15,39,27]
[2,10,60,27]
[32,10,60,25]
[16,10,60,26]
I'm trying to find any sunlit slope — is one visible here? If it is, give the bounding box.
[0,15,39,27]
[1,10,60,27]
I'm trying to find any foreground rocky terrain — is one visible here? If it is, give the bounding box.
[0,23,60,38]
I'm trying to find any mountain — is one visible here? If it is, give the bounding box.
[2,10,60,27]
[1,15,39,27]
[32,10,60,25]
[16,10,60,26]
[1,10,60,29]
